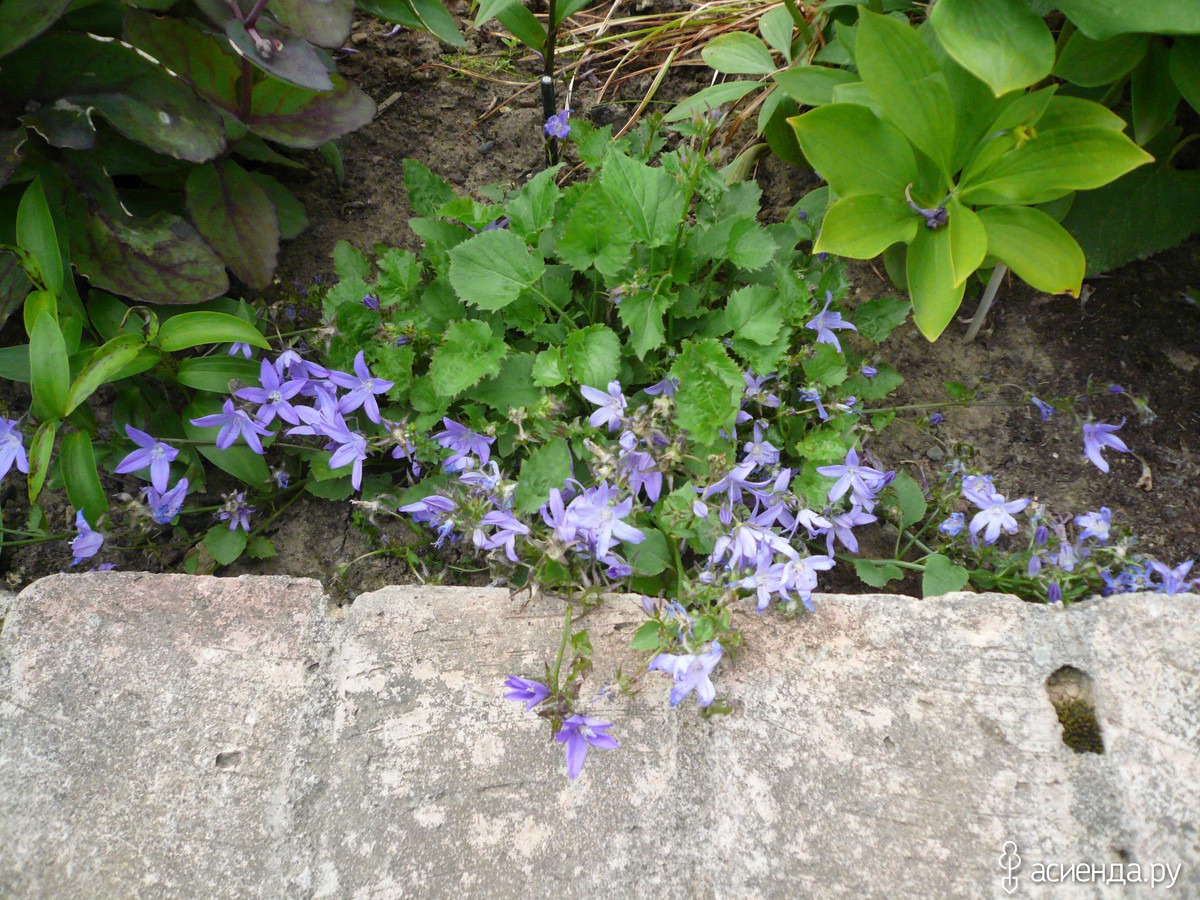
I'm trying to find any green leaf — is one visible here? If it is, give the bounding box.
[224,16,333,91]
[531,347,569,387]
[959,125,1155,206]
[563,324,621,387]
[30,312,70,418]
[16,179,63,296]
[70,207,229,306]
[473,352,542,411]
[249,172,309,241]
[247,74,375,150]
[664,81,762,123]
[702,33,778,75]
[429,319,508,397]
[853,296,910,343]
[506,166,562,240]
[64,334,145,415]
[206,525,248,566]
[27,419,57,504]
[790,104,918,199]
[362,0,464,44]
[727,219,777,270]
[183,397,272,487]
[856,11,957,176]
[0,0,72,58]
[186,159,280,290]
[922,554,970,597]
[496,3,545,53]
[726,285,783,345]
[907,225,965,341]
[1062,167,1200,276]
[61,431,108,524]
[448,230,544,310]
[617,290,670,359]
[1051,0,1197,41]
[403,158,455,218]
[627,529,672,576]
[175,356,264,393]
[1171,38,1200,116]
[1131,40,1180,146]
[629,621,661,651]
[946,198,987,287]
[157,312,269,353]
[760,6,796,63]
[845,362,903,400]
[122,10,241,113]
[773,65,859,107]
[889,473,927,528]
[556,185,633,276]
[854,558,905,589]
[600,153,687,248]
[245,536,278,559]
[929,0,1055,96]
[513,441,573,513]
[978,205,1085,295]
[333,240,371,281]
[270,0,354,48]
[815,195,918,259]
[670,338,743,445]
[802,342,848,387]
[1054,31,1149,87]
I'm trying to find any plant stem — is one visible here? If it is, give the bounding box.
[964,264,1007,342]
[248,482,306,540]
[244,0,271,28]
[550,602,573,692]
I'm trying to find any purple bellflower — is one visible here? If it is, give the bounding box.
[433,418,493,472]
[69,510,104,565]
[765,553,835,611]
[218,491,254,532]
[475,510,530,563]
[554,715,618,779]
[236,359,304,425]
[544,108,571,140]
[228,342,253,359]
[1074,508,1111,543]
[114,426,179,493]
[190,399,273,455]
[1030,397,1055,421]
[648,642,723,708]
[504,676,550,712]
[0,418,30,483]
[580,381,627,432]
[816,447,892,510]
[969,493,1030,545]
[145,478,189,525]
[1148,559,1198,594]
[327,351,395,424]
[644,376,679,397]
[1082,420,1130,473]
[805,291,857,352]
[939,512,966,536]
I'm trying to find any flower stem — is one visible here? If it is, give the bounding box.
[550,602,573,692]
[964,264,1007,342]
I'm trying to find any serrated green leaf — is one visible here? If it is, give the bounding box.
[245,536,278,559]
[815,195,918,259]
[702,32,777,75]
[514,441,573,513]
[802,343,848,388]
[726,285,783,345]
[929,0,1055,96]
[474,352,542,411]
[600,153,687,248]
[563,324,621,387]
[628,529,672,576]
[556,185,634,276]
[61,431,108,524]
[429,319,508,396]
[845,363,903,401]
[206,525,248,566]
[157,312,269,353]
[306,474,354,500]
[404,158,456,218]
[979,205,1085,295]
[854,558,904,589]
[727,219,777,270]
[531,347,569,387]
[922,554,971,597]
[852,296,910,343]
[890,473,927,528]
[448,230,544,310]
[506,166,562,241]
[617,291,670,359]
[629,620,661,651]
[670,338,743,445]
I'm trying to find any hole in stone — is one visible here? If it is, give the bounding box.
[1045,666,1104,754]
[215,750,242,769]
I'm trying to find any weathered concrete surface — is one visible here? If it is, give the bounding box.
[1,575,1197,898]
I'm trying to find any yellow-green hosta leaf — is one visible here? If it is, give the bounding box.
[978,205,1084,296]
[907,226,965,341]
[946,198,986,287]
[815,195,918,259]
[1054,31,1149,87]
[930,0,1054,96]
[790,104,918,200]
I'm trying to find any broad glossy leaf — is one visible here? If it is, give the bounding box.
[664,81,761,123]
[927,36,1004,173]
[496,4,544,52]
[0,34,225,163]
[123,11,240,113]
[815,195,918,259]
[773,65,858,107]
[70,207,229,305]
[761,93,806,170]
[186,159,280,289]
[0,0,71,58]
[929,0,1054,96]
[600,153,687,248]
[702,33,778,75]
[563,324,621,387]
[249,172,308,240]
[225,17,333,91]
[65,334,145,414]
[554,0,594,27]
[907,225,965,341]
[978,205,1084,295]
[946,198,986,287]
[1131,40,1180,146]
[20,104,96,151]
[247,74,375,149]
[428,319,508,397]
[959,126,1154,206]
[448,229,544,310]
[670,338,742,445]
[1054,31,1149,87]
[362,0,464,44]
[1051,0,1198,41]
[0,344,30,382]
[1171,38,1200,115]
[27,419,57,504]
[790,104,918,199]
[855,11,956,177]
[183,396,272,486]
[157,312,270,352]
[271,0,354,48]
[759,5,795,64]
[61,431,108,524]
[16,178,63,296]
[30,312,70,418]
[176,356,263,392]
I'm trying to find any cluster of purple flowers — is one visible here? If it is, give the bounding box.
[503,676,618,780]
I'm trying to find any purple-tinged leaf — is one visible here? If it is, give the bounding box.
[271,0,355,49]
[249,172,309,240]
[247,74,376,149]
[186,159,280,290]
[224,16,335,92]
[70,206,229,306]
[0,0,72,59]
[20,103,96,151]
[123,10,241,114]
[0,128,25,188]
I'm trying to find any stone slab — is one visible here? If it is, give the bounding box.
[1,575,1197,898]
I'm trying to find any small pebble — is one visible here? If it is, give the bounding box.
[351,32,369,45]
[926,446,945,461]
